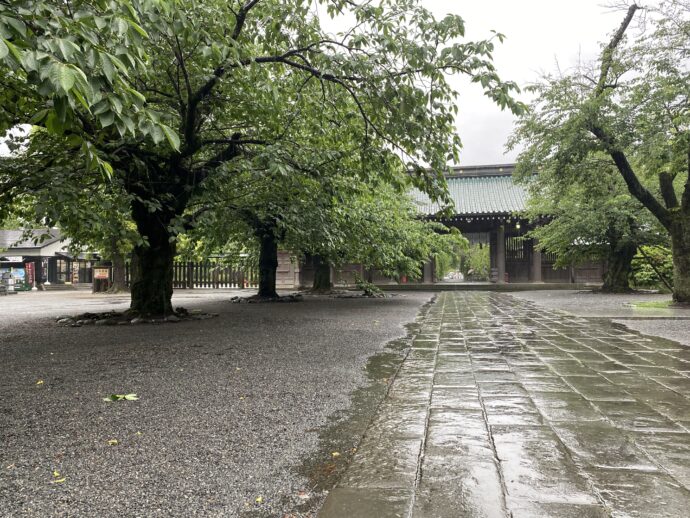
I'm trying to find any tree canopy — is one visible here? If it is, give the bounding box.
[1,0,524,313]
[511,1,690,302]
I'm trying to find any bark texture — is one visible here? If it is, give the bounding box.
[670,216,690,303]
[109,252,128,293]
[311,255,332,292]
[258,232,279,298]
[129,199,176,315]
[602,238,636,293]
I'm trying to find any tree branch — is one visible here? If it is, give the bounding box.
[659,171,679,209]
[589,124,671,229]
[587,4,672,230]
[595,4,640,96]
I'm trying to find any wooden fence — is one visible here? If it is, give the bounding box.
[125,262,258,289]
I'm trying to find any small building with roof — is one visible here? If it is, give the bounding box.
[0,229,97,289]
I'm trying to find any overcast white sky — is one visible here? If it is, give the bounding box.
[422,0,632,166]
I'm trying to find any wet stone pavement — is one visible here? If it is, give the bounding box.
[319,292,690,518]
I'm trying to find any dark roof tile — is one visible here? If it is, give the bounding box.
[411,174,527,216]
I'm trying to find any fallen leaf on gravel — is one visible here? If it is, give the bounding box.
[36,380,44,385]
[135,431,142,436]
[255,496,263,504]
[52,470,66,483]
[103,393,139,402]
[331,451,340,458]
[107,439,119,446]
[297,491,309,500]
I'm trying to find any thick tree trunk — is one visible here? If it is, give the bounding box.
[670,216,690,303]
[129,237,175,315]
[129,199,176,316]
[109,252,128,293]
[602,238,636,293]
[258,232,279,298]
[311,255,332,292]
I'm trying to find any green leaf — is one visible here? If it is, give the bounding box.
[49,63,76,93]
[0,39,7,60]
[45,111,65,134]
[2,16,27,37]
[57,38,80,61]
[72,89,91,113]
[20,51,37,71]
[110,96,123,114]
[126,18,149,38]
[100,53,115,83]
[150,124,164,144]
[99,159,114,178]
[121,115,135,135]
[124,86,145,103]
[29,109,49,124]
[98,110,115,127]
[2,38,21,63]
[160,124,180,151]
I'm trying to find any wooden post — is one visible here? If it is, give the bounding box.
[530,239,542,282]
[497,224,506,284]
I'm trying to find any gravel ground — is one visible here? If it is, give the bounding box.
[611,319,690,347]
[509,290,689,345]
[508,289,685,318]
[0,290,432,517]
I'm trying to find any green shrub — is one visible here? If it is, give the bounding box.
[632,246,673,290]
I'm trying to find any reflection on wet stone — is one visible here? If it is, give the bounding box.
[319,292,690,518]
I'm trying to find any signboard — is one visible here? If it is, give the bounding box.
[25,262,34,287]
[94,267,110,280]
[72,262,80,284]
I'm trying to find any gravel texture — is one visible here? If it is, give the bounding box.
[612,319,690,347]
[508,289,686,318]
[0,290,432,517]
[509,289,689,347]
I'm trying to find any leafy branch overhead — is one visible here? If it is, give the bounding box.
[1,0,525,314]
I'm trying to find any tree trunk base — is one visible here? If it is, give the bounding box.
[602,239,636,293]
[107,284,130,294]
[129,239,175,317]
[230,294,303,304]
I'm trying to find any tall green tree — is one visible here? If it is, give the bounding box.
[513,160,664,292]
[2,0,524,314]
[190,174,465,296]
[512,2,690,303]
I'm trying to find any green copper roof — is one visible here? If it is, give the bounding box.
[412,174,527,216]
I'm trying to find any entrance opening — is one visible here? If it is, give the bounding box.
[437,233,491,283]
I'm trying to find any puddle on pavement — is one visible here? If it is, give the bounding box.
[243,297,435,518]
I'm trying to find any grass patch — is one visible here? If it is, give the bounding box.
[631,300,673,309]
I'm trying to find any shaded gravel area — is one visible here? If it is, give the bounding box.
[0,291,432,517]
[510,289,690,346]
[612,319,690,347]
[509,289,684,318]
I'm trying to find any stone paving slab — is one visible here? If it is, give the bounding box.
[319,292,690,518]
